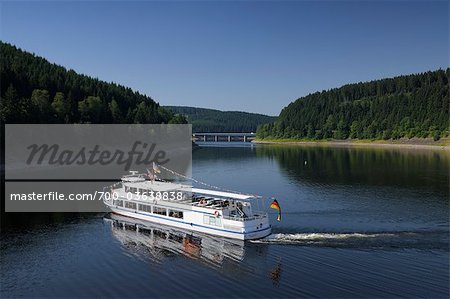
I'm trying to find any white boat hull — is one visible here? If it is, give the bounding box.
[108,206,271,240]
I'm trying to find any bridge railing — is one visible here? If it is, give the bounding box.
[192,132,256,142]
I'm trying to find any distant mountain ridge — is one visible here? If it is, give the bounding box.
[257,69,449,141]
[164,106,277,133]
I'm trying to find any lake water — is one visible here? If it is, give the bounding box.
[1,144,449,298]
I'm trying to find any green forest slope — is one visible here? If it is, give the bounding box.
[0,42,186,124]
[165,106,277,133]
[257,69,449,141]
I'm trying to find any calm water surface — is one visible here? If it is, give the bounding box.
[1,144,449,298]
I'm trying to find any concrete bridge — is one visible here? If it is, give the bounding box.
[192,132,256,142]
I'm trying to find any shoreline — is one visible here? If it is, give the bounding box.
[253,138,450,150]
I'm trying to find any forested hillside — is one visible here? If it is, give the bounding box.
[257,69,449,140]
[165,106,276,133]
[0,42,186,124]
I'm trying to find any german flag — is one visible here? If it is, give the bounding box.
[270,199,281,221]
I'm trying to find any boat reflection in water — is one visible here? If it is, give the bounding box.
[104,213,257,269]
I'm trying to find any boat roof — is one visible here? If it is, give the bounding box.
[122,179,191,192]
[122,176,146,183]
[191,188,256,200]
[121,177,257,200]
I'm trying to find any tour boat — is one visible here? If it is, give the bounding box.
[102,169,272,240]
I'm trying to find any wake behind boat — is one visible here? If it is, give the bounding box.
[102,166,272,240]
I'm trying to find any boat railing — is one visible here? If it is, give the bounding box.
[222,211,267,222]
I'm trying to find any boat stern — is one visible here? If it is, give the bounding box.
[242,214,272,240]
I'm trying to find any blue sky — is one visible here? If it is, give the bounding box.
[1,1,448,115]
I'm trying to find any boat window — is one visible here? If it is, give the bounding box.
[125,202,136,210]
[114,199,123,207]
[168,233,183,242]
[153,230,166,239]
[139,204,152,213]
[153,207,167,216]
[168,210,183,219]
[203,215,222,227]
